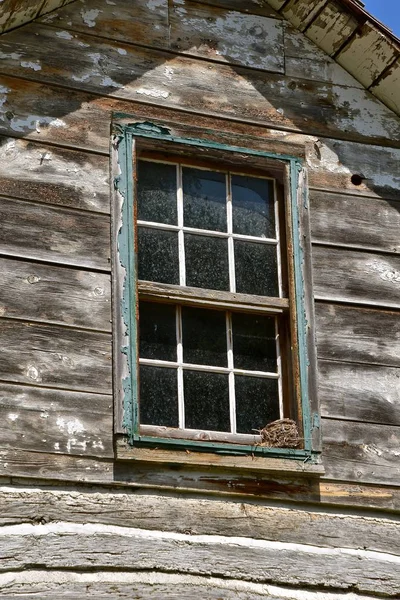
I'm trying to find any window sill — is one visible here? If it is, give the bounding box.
[116,439,324,477]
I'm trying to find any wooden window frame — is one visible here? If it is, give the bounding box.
[112,117,321,464]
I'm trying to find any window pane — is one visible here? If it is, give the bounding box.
[137,161,177,225]
[183,167,226,231]
[139,365,178,427]
[139,302,176,362]
[232,313,277,372]
[138,226,179,284]
[184,370,230,431]
[232,175,275,238]
[234,240,278,296]
[235,376,280,434]
[182,306,227,367]
[185,234,229,291]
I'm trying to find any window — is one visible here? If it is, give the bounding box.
[113,119,320,462]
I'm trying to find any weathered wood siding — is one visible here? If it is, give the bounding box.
[0,2,399,580]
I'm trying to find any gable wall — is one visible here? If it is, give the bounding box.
[0,0,399,596]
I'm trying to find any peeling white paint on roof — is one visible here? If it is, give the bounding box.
[56,31,74,40]
[136,87,170,99]
[81,8,101,28]
[147,0,166,11]
[20,61,41,71]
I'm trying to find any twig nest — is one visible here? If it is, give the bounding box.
[259,418,300,448]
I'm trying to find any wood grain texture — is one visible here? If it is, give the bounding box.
[312,246,400,308]
[39,0,170,47]
[319,360,400,426]
[0,447,114,482]
[0,486,398,554]
[169,0,285,72]
[315,303,400,369]
[0,522,398,596]
[0,319,112,393]
[0,136,110,213]
[0,572,310,600]
[323,418,400,486]
[0,196,110,270]
[0,22,398,146]
[310,191,400,252]
[0,257,111,330]
[0,383,113,457]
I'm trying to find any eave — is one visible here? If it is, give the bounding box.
[268,0,400,115]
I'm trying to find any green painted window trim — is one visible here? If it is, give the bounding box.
[115,121,316,461]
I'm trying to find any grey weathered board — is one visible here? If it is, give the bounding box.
[0,383,113,457]
[316,303,400,369]
[322,418,400,486]
[0,257,111,331]
[319,360,400,426]
[310,190,400,252]
[0,320,112,393]
[312,246,400,308]
[0,196,110,270]
[0,136,110,213]
[0,22,398,145]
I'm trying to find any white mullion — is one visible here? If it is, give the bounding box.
[177,165,186,287]
[273,179,283,298]
[176,305,185,429]
[275,318,284,418]
[227,173,236,293]
[226,311,236,434]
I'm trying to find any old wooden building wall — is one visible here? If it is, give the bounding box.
[0,0,399,597]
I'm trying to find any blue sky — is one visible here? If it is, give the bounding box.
[363,1,400,37]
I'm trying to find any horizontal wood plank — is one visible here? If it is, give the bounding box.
[315,303,400,369]
[0,447,113,482]
[39,0,170,48]
[0,487,399,554]
[0,23,398,146]
[322,418,400,486]
[0,136,110,213]
[0,521,398,596]
[0,319,112,393]
[0,257,111,330]
[312,246,400,308]
[0,196,110,270]
[311,191,400,252]
[0,383,113,457]
[319,360,400,426]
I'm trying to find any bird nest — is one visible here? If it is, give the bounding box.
[258,418,300,448]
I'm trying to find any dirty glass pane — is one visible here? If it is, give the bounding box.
[183,167,226,231]
[138,226,179,284]
[137,161,177,225]
[139,365,178,427]
[232,313,277,372]
[185,234,229,291]
[234,240,278,296]
[184,370,230,432]
[231,175,275,238]
[139,301,176,362]
[182,306,227,367]
[235,376,280,434]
